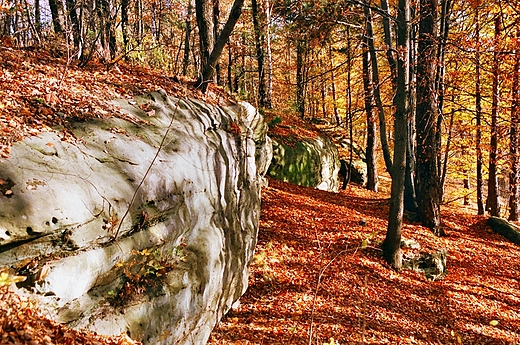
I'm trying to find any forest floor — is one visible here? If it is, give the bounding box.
[206,95,520,344]
[208,176,520,345]
[2,45,520,345]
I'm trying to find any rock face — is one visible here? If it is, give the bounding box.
[268,137,339,192]
[0,91,272,345]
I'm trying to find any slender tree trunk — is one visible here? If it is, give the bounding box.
[329,46,340,125]
[405,6,418,212]
[415,0,443,235]
[487,15,501,217]
[369,2,391,174]
[34,0,41,36]
[48,0,64,34]
[383,0,409,270]
[320,75,327,118]
[22,0,40,44]
[475,5,484,215]
[227,41,233,92]
[363,10,378,192]
[440,105,455,195]
[252,0,267,108]
[435,0,452,176]
[183,0,194,76]
[134,0,143,41]
[264,0,273,108]
[508,30,520,221]
[196,0,215,81]
[65,0,82,56]
[97,0,116,61]
[296,38,306,118]
[213,0,221,85]
[121,0,129,53]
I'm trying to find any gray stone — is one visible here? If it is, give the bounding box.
[403,248,447,281]
[0,91,271,345]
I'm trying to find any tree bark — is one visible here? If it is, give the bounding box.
[383,0,409,270]
[415,0,443,235]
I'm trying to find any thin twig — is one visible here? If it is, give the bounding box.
[111,96,180,241]
[308,247,349,345]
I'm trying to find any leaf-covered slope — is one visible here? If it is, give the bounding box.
[209,178,520,345]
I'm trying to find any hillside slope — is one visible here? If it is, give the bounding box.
[209,178,520,344]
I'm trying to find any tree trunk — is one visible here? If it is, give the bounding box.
[196,0,245,92]
[97,0,116,61]
[509,30,520,221]
[34,0,41,36]
[134,0,143,42]
[264,0,273,108]
[415,0,443,235]
[48,0,64,34]
[252,0,268,108]
[435,0,452,176]
[183,0,194,76]
[487,15,501,217]
[475,5,484,215]
[65,0,82,56]
[328,46,340,125]
[440,104,455,195]
[196,0,215,84]
[369,2,392,175]
[227,41,233,92]
[121,0,129,53]
[362,10,378,192]
[383,0,410,271]
[213,0,221,85]
[296,38,306,118]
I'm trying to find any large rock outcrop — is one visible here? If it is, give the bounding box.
[267,137,339,192]
[0,91,272,345]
